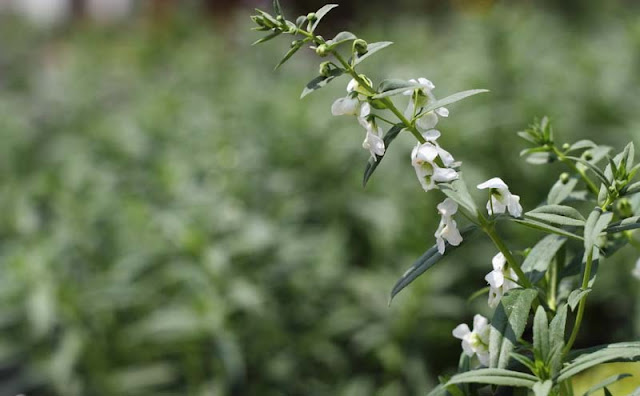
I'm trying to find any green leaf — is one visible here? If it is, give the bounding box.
[352,41,394,66]
[525,205,585,227]
[310,4,339,32]
[526,152,553,165]
[522,234,567,283]
[558,342,640,381]
[328,31,356,45]
[439,176,478,216]
[489,288,538,369]
[583,373,633,396]
[605,215,640,233]
[533,306,550,361]
[567,288,591,311]
[427,369,539,395]
[513,218,583,241]
[389,226,478,302]
[517,130,539,144]
[362,124,404,186]
[622,180,640,196]
[511,352,537,374]
[533,380,553,396]
[251,30,282,46]
[547,176,579,205]
[548,305,567,376]
[568,140,597,153]
[274,42,303,70]
[272,0,283,16]
[421,89,489,114]
[583,208,612,252]
[372,79,423,99]
[300,68,344,98]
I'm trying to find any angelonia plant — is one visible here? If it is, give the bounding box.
[251,2,640,395]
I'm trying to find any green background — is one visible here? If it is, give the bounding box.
[0,0,639,394]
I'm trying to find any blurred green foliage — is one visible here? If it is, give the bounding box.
[0,2,639,395]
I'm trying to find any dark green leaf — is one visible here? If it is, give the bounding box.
[272,0,283,16]
[511,352,537,374]
[558,342,640,381]
[583,373,633,396]
[352,41,394,66]
[566,156,610,186]
[251,30,282,46]
[547,177,579,205]
[329,31,356,45]
[310,4,339,32]
[426,369,539,395]
[548,304,567,376]
[389,226,478,302]
[421,89,489,114]
[622,180,640,196]
[489,289,538,369]
[274,42,303,70]
[513,218,583,241]
[522,234,567,283]
[362,124,404,186]
[605,215,640,233]
[300,68,344,98]
[533,306,550,360]
[567,288,591,311]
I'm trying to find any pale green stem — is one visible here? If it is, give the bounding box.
[562,247,593,356]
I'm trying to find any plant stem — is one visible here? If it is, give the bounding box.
[562,247,593,355]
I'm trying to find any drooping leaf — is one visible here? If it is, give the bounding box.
[310,4,339,32]
[372,79,423,99]
[547,176,579,205]
[328,31,356,45]
[421,89,489,114]
[533,380,553,396]
[605,215,640,233]
[251,30,282,46]
[274,42,304,70]
[389,226,478,302]
[513,218,583,241]
[558,342,640,381]
[522,234,567,283]
[489,288,538,369]
[352,41,394,66]
[525,205,585,227]
[300,68,344,98]
[583,373,633,396]
[567,288,591,311]
[362,123,404,186]
[533,306,550,360]
[426,369,539,395]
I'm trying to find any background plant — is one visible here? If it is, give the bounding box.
[0,1,639,395]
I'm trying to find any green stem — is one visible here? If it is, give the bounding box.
[481,218,533,289]
[562,247,593,355]
[553,147,599,195]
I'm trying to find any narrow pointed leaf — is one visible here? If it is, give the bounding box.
[533,306,550,360]
[566,156,610,186]
[362,124,404,186]
[329,31,356,45]
[513,218,583,241]
[489,288,538,368]
[567,288,591,311]
[568,140,597,152]
[252,30,282,46]
[439,176,478,216]
[622,180,640,196]
[547,176,578,205]
[421,89,489,114]
[558,342,640,381]
[310,4,339,32]
[549,304,567,376]
[272,0,283,16]
[525,204,585,227]
[522,234,567,283]
[533,381,553,396]
[372,79,423,99]
[389,226,477,302]
[605,215,640,233]
[300,68,344,98]
[274,42,303,69]
[583,208,612,252]
[352,41,394,66]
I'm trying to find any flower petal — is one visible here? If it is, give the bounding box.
[485,270,504,288]
[477,177,509,190]
[452,323,471,339]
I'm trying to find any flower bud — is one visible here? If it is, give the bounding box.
[318,61,332,77]
[353,39,368,56]
[276,15,284,23]
[615,179,626,190]
[315,44,329,57]
[584,151,593,161]
[608,185,617,194]
[562,143,570,151]
[307,12,317,22]
[560,172,570,184]
[617,198,633,218]
[291,40,301,48]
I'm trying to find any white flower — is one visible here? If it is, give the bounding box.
[452,314,490,366]
[359,104,385,160]
[485,252,519,308]
[477,177,523,217]
[331,79,361,116]
[434,198,463,254]
[403,77,449,131]
[411,142,459,191]
[633,258,640,280]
